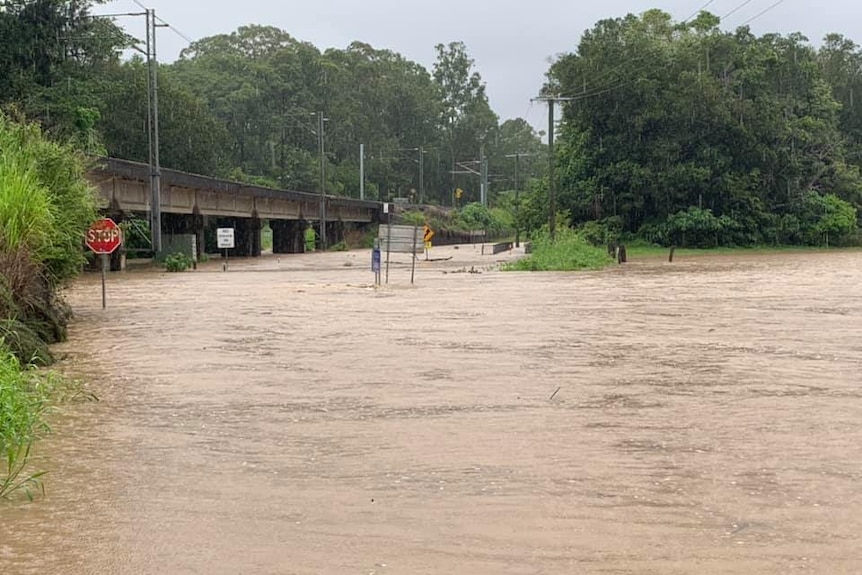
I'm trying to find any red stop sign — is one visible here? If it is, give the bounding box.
[85,218,122,255]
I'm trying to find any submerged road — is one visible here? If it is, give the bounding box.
[2,246,861,574]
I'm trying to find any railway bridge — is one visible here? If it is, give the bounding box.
[86,157,381,258]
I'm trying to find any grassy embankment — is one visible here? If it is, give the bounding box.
[0,112,97,500]
[504,228,614,271]
[625,242,861,259]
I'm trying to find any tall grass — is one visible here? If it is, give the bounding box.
[0,113,97,287]
[0,113,98,500]
[0,151,54,254]
[0,347,53,500]
[0,112,97,349]
[505,227,614,271]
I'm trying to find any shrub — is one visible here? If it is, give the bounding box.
[164,252,193,272]
[0,113,96,358]
[505,227,613,271]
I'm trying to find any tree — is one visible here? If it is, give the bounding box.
[95,59,231,176]
[433,42,498,201]
[543,10,861,246]
[0,0,129,144]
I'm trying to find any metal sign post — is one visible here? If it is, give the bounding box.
[410,225,418,285]
[101,254,108,310]
[384,203,392,285]
[217,228,235,271]
[372,239,382,286]
[85,218,123,310]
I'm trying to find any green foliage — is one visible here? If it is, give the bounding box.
[0,346,52,500]
[328,241,349,252]
[580,217,624,247]
[399,211,427,226]
[305,227,317,252]
[0,112,96,360]
[459,203,494,228]
[0,321,52,367]
[543,11,862,247]
[505,227,614,272]
[119,217,152,254]
[0,0,130,144]
[163,252,193,273]
[664,207,738,248]
[1,5,547,205]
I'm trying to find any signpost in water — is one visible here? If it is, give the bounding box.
[85,218,122,309]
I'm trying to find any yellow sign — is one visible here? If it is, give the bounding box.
[455,188,463,199]
[423,225,435,243]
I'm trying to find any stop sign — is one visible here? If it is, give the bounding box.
[85,218,122,255]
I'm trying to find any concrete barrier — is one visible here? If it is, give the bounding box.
[482,242,514,255]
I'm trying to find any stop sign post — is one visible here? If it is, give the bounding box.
[86,218,122,309]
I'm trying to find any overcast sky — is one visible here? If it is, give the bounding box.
[96,1,852,131]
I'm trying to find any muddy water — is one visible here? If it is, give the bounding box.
[2,247,861,574]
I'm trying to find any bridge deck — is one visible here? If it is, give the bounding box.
[87,157,379,223]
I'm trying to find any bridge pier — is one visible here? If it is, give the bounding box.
[195,215,207,260]
[272,220,306,254]
[162,213,201,261]
[219,216,262,258]
[326,220,344,248]
[106,203,126,271]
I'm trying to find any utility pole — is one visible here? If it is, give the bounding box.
[479,144,487,207]
[360,143,365,200]
[482,151,489,207]
[317,111,327,250]
[418,145,425,204]
[149,9,163,255]
[505,152,533,248]
[532,95,576,241]
[547,102,555,240]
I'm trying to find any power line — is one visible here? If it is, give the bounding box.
[155,16,193,45]
[683,0,717,23]
[722,0,757,21]
[128,0,193,45]
[741,0,787,26]
[552,0,724,101]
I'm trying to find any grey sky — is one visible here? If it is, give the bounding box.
[97,1,852,131]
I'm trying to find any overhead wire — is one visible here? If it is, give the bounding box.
[741,0,787,26]
[553,0,757,104]
[683,0,718,24]
[127,0,194,46]
[553,0,717,102]
[722,0,758,21]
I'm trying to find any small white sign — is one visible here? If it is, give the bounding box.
[383,203,390,214]
[217,228,235,249]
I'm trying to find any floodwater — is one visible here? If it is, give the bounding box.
[2,246,862,574]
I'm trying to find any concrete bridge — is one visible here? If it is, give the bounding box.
[86,157,381,257]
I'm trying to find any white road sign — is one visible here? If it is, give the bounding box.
[217,228,235,249]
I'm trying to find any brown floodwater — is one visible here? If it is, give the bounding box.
[1,246,861,574]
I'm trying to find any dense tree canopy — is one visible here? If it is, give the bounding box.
[0,2,545,206]
[544,9,860,246]
[2,3,860,246]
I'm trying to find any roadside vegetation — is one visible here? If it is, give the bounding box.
[0,112,97,500]
[505,227,613,272]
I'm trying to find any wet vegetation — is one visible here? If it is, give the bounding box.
[504,227,613,272]
[0,112,97,499]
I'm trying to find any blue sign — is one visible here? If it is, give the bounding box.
[371,248,381,273]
